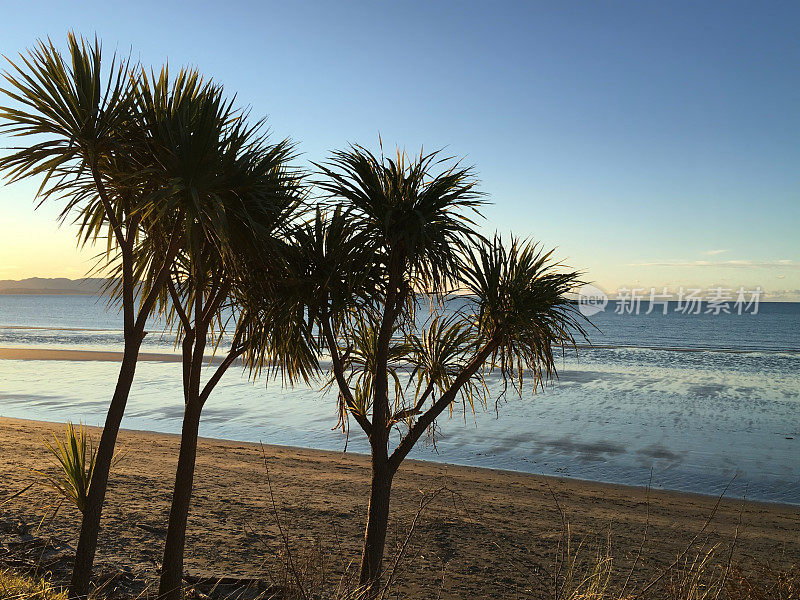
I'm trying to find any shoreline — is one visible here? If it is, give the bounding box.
[2,343,799,359]
[8,415,799,511]
[1,416,797,598]
[0,347,182,362]
[3,415,799,513]
[1,396,798,508]
[100,424,800,511]
[5,413,798,509]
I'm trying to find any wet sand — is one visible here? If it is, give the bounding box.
[0,348,182,362]
[0,417,798,598]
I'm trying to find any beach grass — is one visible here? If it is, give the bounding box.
[0,569,66,600]
[1,544,796,600]
[37,422,95,514]
[1,418,797,599]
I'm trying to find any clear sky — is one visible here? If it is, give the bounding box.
[1,1,798,298]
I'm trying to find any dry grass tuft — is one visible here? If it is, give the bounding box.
[725,562,800,600]
[0,568,66,600]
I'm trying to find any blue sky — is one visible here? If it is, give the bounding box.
[1,1,798,298]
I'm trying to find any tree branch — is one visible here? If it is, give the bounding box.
[187,325,207,404]
[167,273,194,404]
[167,272,191,332]
[134,218,184,333]
[181,330,195,405]
[201,276,231,325]
[390,379,435,423]
[389,340,497,472]
[322,315,372,437]
[199,345,246,407]
[371,254,405,451]
[91,168,136,336]
[91,168,126,249]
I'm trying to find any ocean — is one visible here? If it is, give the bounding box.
[1,294,798,504]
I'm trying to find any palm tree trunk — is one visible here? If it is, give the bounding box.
[359,455,394,591]
[158,400,203,600]
[69,341,139,599]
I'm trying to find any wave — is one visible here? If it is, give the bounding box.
[577,343,800,354]
[1,331,798,356]
[0,325,121,332]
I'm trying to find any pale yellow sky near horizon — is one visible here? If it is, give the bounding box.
[2,191,798,301]
[2,3,799,302]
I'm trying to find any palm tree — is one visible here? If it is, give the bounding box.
[302,145,589,592]
[151,102,315,600]
[0,36,186,597]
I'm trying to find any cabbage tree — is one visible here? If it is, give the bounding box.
[292,145,590,592]
[152,117,315,599]
[0,36,187,597]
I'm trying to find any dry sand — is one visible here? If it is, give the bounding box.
[1,417,798,598]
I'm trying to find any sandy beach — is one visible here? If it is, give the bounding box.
[1,3,799,598]
[0,416,797,598]
[0,348,193,363]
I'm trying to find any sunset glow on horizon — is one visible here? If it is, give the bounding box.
[1,1,798,298]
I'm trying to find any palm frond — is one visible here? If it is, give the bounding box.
[461,234,591,395]
[403,311,486,421]
[0,33,138,252]
[313,143,486,296]
[36,422,96,514]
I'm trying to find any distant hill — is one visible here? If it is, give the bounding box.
[0,277,110,295]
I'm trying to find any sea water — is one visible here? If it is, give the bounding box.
[1,295,798,503]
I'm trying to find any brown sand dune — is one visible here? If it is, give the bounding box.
[0,417,797,598]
